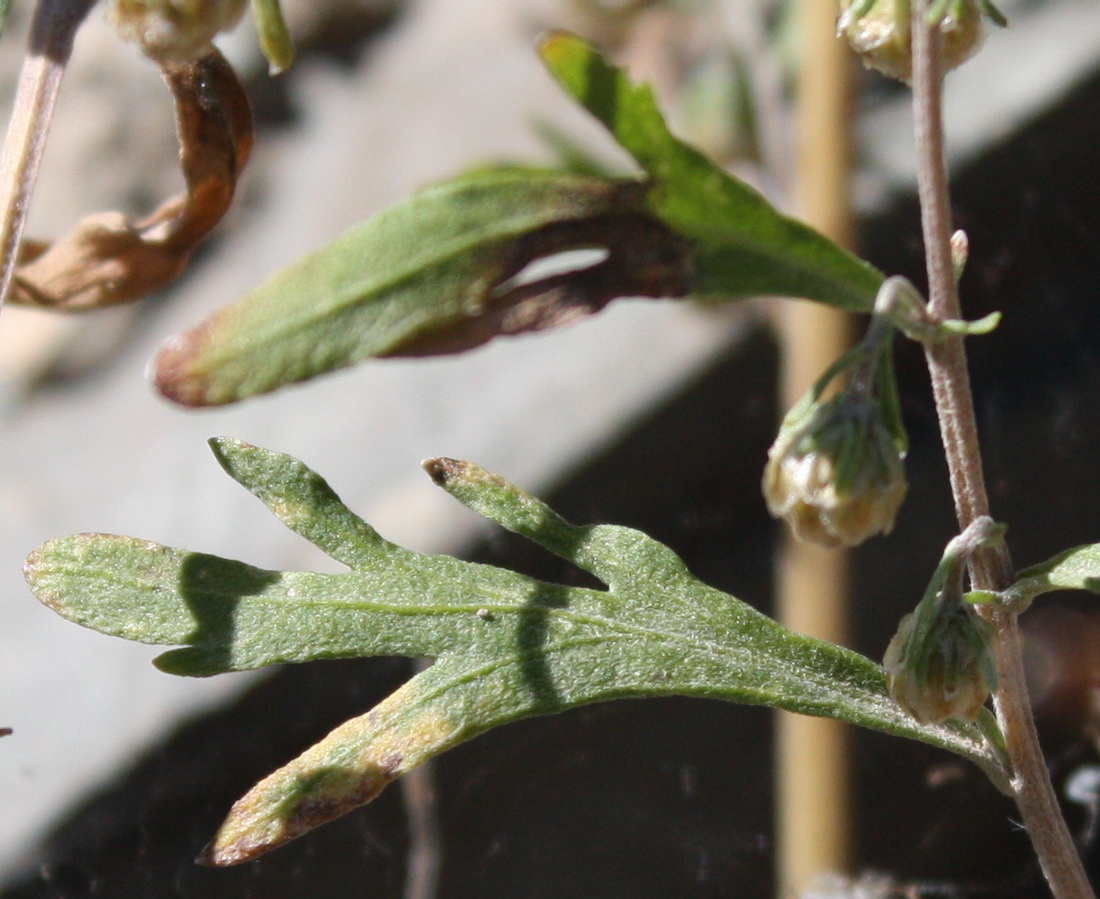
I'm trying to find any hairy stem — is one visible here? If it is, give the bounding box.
[910,5,1093,897]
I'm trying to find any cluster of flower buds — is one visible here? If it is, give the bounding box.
[884,518,1003,724]
[837,0,1006,83]
[764,318,908,549]
[764,276,1002,550]
[110,0,248,63]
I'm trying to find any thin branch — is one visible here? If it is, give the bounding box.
[401,662,443,899]
[911,1,1007,586]
[910,4,1093,897]
[0,0,94,311]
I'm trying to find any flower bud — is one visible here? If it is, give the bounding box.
[110,0,247,63]
[883,517,1004,726]
[763,388,907,548]
[837,0,986,83]
[884,591,996,724]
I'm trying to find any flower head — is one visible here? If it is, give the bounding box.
[884,592,996,725]
[111,0,247,62]
[883,519,1003,724]
[837,0,991,83]
[764,385,907,548]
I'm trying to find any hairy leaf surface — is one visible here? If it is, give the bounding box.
[154,169,688,405]
[1012,543,1100,604]
[539,31,883,309]
[154,35,881,406]
[24,439,1001,863]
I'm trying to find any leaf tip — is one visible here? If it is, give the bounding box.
[22,544,42,576]
[207,435,254,465]
[422,457,466,487]
[536,28,576,59]
[151,324,220,407]
[198,813,295,866]
[23,542,61,610]
[196,834,265,867]
[202,750,403,865]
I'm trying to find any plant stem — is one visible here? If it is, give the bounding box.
[910,5,1093,897]
[0,0,93,310]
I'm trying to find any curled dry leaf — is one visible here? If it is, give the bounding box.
[9,47,253,310]
[383,208,692,357]
[151,33,883,408]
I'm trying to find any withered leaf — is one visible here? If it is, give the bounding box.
[151,33,883,407]
[379,210,691,357]
[153,171,691,406]
[9,47,252,310]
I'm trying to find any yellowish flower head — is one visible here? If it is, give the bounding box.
[111,0,247,62]
[763,391,907,548]
[838,0,986,83]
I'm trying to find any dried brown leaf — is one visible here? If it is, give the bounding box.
[10,47,252,310]
[382,211,693,357]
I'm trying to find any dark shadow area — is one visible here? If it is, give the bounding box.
[166,553,283,675]
[1,657,413,899]
[516,582,572,711]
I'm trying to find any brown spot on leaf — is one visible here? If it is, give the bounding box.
[200,770,395,866]
[152,314,221,406]
[203,701,460,865]
[421,457,464,486]
[380,751,404,777]
[287,780,390,834]
[10,48,252,310]
[382,209,692,357]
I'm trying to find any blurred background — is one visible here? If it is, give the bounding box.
[1,0,1099,895]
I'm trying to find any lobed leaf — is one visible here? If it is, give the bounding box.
[25,439,1006,863]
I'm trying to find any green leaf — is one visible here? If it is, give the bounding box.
[538,31,884,310]
[154,35,880,407]
[1009,544,1100,607]
[24,439,1005,864]
[250,0,294,75]
[154,168,690,406]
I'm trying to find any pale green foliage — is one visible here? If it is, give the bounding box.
[24,438,1005,862]
[152,33,882,407]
